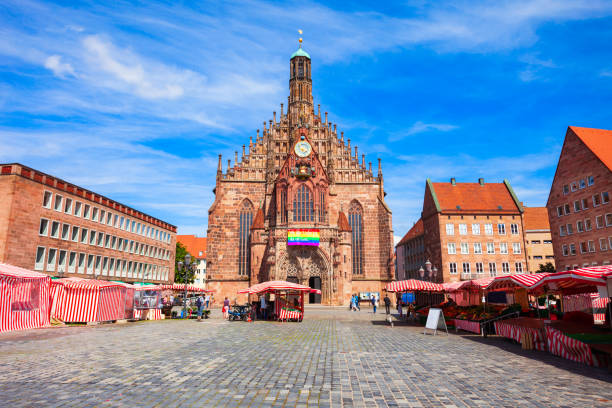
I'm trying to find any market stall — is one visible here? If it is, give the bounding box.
[0,263,51,333]
[50,278,128,323]
[238,280,319,322]
[133,284,163,320]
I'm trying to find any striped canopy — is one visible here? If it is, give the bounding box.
[530,266,612,293]
[159,283,212,292]
[52,277,125,289]
[485,273,551,292]
[0,263,48,279]
[386,279,444,293]
[238,280,317,294]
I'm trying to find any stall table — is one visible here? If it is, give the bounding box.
[454,319,481,334]
[494,318,547,351]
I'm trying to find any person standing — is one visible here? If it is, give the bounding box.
[355,294,360,311]
[223,297,230,320]
[397,296,403,319]
[196,295,204,321]
[205,294,210,309]
[371,294,377,313]
[260,295,268,320]
[383,293,391,315]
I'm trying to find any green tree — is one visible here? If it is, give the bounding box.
[174,242,196,284]
[536,262,556,273]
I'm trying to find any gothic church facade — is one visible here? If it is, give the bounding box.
[206,44,394,305]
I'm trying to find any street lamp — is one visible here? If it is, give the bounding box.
[177,253,195,319]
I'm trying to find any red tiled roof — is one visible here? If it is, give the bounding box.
[337,212,351,232]
[569,126,612,171]
[176,235,207,259]
[431,181,520,213]
[397,218,423,246]
[523,207,550,231]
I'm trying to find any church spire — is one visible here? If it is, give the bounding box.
[288,31,313,137]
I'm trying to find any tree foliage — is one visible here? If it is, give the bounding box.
[536,262,556,273]
[174,242,196,284]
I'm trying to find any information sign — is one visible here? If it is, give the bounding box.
[424,308,448,336]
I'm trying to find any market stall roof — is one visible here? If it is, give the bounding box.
[52,277,125,289]
[529,266,612,294]
[0,263,49,279]
[237,280,317,294]
[442,281,471,292]
[159,283,212,292]
[386,279,444,293]
[485,273,551,292]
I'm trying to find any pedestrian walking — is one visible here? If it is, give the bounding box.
[397,297,403,319]
[205,294,210,309]
[222,297,230,320]
[355,294,360,311]
[196,295,204,321]
[371,294,377,313]
[260,295,268,320]
[383,293,391,315]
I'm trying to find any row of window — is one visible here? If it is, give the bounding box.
[530,255,555,260]
[446,223,519,236]
[449,262,523,275]
[565,261,610,270]
[42,191,172,244]
[39,218,171,261]
[447,242,521,255]
[562,176,595,195]
[561,237,612,256]
[556,192,610,216]
[529,240,552,244]
[559,214,612,236]
[34,246,169,280]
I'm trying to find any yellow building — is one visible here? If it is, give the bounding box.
[523,207,555,272]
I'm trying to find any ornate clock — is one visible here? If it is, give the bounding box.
[294,140,312,157]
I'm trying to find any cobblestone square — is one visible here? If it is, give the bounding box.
[1,309,611,407]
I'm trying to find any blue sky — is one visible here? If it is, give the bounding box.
[1,1,612,242]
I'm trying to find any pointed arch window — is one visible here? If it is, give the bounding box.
[293,184,313,222]
[239,200,253,276]
[349,201,364,275]
[280,188,287,223]
[318,190,325,222]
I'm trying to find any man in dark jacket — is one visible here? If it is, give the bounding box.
[383,293,392,315]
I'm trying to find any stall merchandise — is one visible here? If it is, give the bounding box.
[0,263,51,333]
[238,280,319,322]
[50,278,128,323]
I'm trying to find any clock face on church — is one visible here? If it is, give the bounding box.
[294,140,312,157]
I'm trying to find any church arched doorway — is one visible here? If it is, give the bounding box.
[308,276,321,303]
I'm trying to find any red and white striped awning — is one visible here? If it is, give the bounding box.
[530,266,612,293]
[159,283,213,292]
[386,279,444,293]
[52,277,125,289]
[485,273,551,292]
[0,263,49,279]
[238,280,317,294]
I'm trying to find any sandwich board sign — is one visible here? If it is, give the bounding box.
[424,308,448,335]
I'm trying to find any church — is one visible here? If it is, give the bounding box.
[206,41,395,305]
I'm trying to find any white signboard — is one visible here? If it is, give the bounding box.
[424,308,448,336]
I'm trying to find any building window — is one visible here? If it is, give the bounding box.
[97,232,104,247]
[43,191,53,208]
[556,206,563,217]
[238,200,253,276]
[87,255,94,274]
[100,210,106,224]
[64,198,72,214]
[460,242,469,254]
[486,242,495,254]
[585,218,592,231]
[596,215,604,229]
[600,238,608,251]
[34,247,46,271]
[459,224,467,235]
[588,176,594,186]
[563,185,569,194]
[570,244,576,256]
[111,236,117,250]
[39,218,49,236]
[512,243,521,254]
[472,224,480,235]
[92,207,99,222]
[109,258,115,276]
[78,253,85,274]
[579,179,586,189]
[68,252,76,273]
[562,245,569,256]
[593,194,601,207]
[57,250,67,273]
[293,185,314,222]
[462,263,470,274]
[446,224,454,235]
[95,256,101,275]
[476,262,483,274]
[606,213,612,227]
[50,221,60,238]
[580,242,588,254]
[105,234,111,248]
[576,220,584,233]
[531,240,541,244]
[102,257,108,276]
[474,243,482,254]
[53,194,63,211]
[544,240,552,244]
[603,192,610,204]
[114,214,119,228]
[349,201,364,275]
[581,198,588,210]
[484,224,493,235]
[498,224,506,235]
[449,263,457,274]
[318,191,325,222]
[80,228,88,244]
[571,182,578,192]
[89,230,96,246]
[500,243,508,254]
[489,263,497,276]
[564,204,571,215]
[515,262,523,273]
[47,248,57,272]
[83,204,90,219]
[510,224,519,235]
[588,240,595,253]
[71,226,79,242]
[573,200,580,212]
[566,224,573,235]
[502,262,510,274]
[447,243,456,254]
[74,201,82,217]
[107,212,113,225]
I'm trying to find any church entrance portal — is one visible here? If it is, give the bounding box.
[309,277,321,304]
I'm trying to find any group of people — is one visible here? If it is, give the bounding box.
[220,295,272,320]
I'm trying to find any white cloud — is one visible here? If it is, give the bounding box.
[390,121,458,141]
[44,55,75,78]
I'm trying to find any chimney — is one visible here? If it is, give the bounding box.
[478,177,484,186]
[450,178,456,185]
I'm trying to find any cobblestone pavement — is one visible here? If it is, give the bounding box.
[1,308,611,407]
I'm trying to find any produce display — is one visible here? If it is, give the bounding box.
[414,301,522,323]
